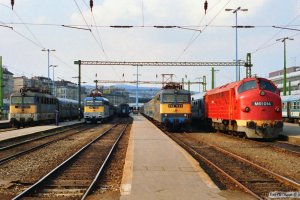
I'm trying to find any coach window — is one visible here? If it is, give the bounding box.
[258,79,276,93]
[238,80,257,93]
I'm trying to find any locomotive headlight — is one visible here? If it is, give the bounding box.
[184,114,187,117]
[164,114,168,117]
[275,107,281,112]
[260,90,265,96]
[244,107,250,112]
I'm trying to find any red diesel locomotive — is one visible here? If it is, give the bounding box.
[204,77,283,138]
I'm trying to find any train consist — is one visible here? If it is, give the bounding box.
[281,94,300,125]
[83,88,114,123]
[116,103,130,117]
[141,83,192,131]
[192,77,283,138]
[9,87,78,128]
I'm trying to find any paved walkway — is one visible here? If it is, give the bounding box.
[120,115,225,200]
[0,120,84,142]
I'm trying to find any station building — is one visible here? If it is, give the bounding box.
[269,66,300,95]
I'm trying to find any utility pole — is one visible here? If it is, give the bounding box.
[276,37,294,96]
[225,7,248,81]
[42,48,55,91]
[74,60,82,120]
[133,66,141,110]
[49,65,58,95]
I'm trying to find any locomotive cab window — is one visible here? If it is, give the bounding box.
[238,80,257,93]
[11,96,35,104]
[258,79,276,93]
[162,94,189,103]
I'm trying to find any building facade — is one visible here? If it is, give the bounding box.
[269,66,300,95]
[103,87,130,106]
[2,67,14,99]
[55,80,85,100]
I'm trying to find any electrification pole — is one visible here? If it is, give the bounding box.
[276,37,294,96]
[133,66,141,110]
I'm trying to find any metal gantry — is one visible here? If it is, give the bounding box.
[74,60,246,117]
[95,79,205,85]
[75,61,244,66]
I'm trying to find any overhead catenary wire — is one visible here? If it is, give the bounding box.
[252,14,300,54]
[176,0,232,61]
[74,0,123,81]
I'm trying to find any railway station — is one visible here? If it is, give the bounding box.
[0,112,299,199]
[1,1,300,199]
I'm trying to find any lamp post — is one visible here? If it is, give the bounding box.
[42,48,55,90]
[276,37,294,96]
[225,7,248,81]
[49,65,58,95]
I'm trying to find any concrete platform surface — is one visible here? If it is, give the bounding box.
[0,120,83,142]
[120,115,225,200]
[281,123,300,144]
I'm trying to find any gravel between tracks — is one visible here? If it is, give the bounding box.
[86,119,132,200]
[185,132,300,183]
[0,123,114,199]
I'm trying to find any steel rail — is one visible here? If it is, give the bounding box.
[210,143,300,190]
[271,141,300,155]
[215,132,300,155]
[82,122,129,199]
[0,125,94,165]
[0,124,84,151]
[165,132,262,199]
[12,122,122,200]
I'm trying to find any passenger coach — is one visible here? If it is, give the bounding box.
[281,94,300,125]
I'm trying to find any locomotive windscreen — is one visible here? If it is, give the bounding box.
[258,79,276,93]
[162,94,189,103]
[11,96,35,104]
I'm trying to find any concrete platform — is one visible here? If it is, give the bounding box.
[0,120,84,142]
[281,122,300,145]
[120,115,225,200]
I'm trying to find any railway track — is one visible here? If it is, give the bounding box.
[167,132,300,199]
[0,124,96,165]
[0,123,84,149]
[12,119,129,199]
[268,141,300,155]
[215,132,300,155]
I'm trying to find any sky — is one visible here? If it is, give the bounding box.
[0,0,300,92]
